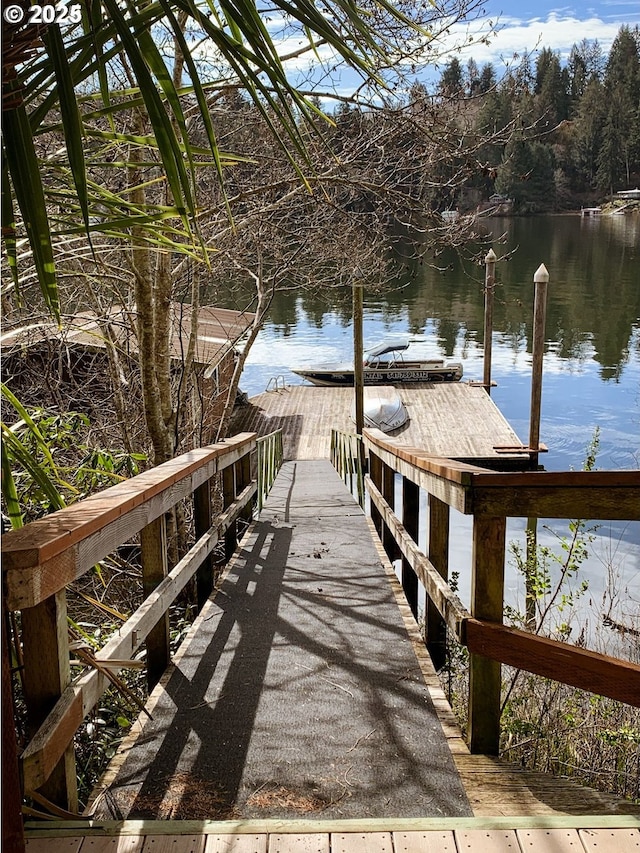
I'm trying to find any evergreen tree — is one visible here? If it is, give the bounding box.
[572,78,606,187]
[479,63,497,93]
[604,26,640,94]
[598,26,640,189]
[496,137,556,212]
[568,43,588,108]
[535,50,569,127]
[514,54,534,95]
[534,48,556,94]
[439,58,464,95]
[466,58,480,95]
[596,103,627,193]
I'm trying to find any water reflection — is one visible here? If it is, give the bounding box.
[239,215,640,374]
[237,214,639,639]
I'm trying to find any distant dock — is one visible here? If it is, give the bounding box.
[231,382,538,468]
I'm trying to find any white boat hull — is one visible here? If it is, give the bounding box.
[351,387,409,433]
[292,338,463,387]
[293,361,463,386]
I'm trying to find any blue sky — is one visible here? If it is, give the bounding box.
[267,1,640,102]
[464,0,640,70]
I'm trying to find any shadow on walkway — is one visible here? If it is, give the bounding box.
[90,461,471,820]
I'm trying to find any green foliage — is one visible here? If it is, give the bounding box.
[506,429,600,636]
[1,397,146,526]
[471,26,640,208]
[498,429,640,800]
[74,687,140,807]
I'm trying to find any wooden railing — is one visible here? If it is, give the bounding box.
[1,431,282,816]
[360,428,640,755]
[330,428,365,506]
[256,429,284,513]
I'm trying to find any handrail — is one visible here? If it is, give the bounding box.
[265,375,287,392]
[18,482,257,797]
[2,433,257,610]
[256,429,284,513]
[330,428,365,507]
[1,431,280,813]
[358,428,640,755]
[366,473,640,706]
[364,428,640,520]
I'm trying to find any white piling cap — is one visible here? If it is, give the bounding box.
[534,263,549,283]
[485,248,497,262]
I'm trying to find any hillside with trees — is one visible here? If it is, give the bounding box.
[436,26,640,211]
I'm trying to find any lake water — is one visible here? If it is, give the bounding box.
[238,214,640,643]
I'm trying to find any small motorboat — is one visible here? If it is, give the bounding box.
[292,338,463,386]
[351,386,409,433]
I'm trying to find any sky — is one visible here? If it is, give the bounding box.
[267,0,640,103]
[455,0,640,71]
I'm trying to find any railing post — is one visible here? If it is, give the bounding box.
[357,438,366,505]
[369,451,383,537]
[194,479,214,610]
[238,451,253,527]
[427,496,450,670]
[401,476,419,618]
[223,463,237,560]
[2,610,25,852]
[529,263,549,468]
[141,515,170,691]
[468,514,506,755]
[256,440,265,514]
[21,591,78,810]
[353,281,364,440]
[381,462,398,562]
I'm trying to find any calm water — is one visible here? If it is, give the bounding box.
[237,214,640,638]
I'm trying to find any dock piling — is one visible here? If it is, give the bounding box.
[483,249,497,394]
[529,263,549,463]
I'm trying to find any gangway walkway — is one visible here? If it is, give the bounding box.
[88,461,472,821]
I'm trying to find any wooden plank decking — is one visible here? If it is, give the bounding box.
[230,383,533,465]
[77,464,639,831]
[22,820,640,852]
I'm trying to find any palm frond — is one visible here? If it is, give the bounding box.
[2,0,431,304]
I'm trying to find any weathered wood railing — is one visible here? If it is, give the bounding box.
[330,428,365,506]
[1,431,282,816]
[359,428,640,755]
[256,428,284,513]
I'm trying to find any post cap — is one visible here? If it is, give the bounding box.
[485,248,497,262]
[534,263,549,283]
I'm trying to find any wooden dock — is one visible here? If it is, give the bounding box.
[86,461,472,823]
[82,464,639,829]
[15,457,640,853]
[230,383,534,466]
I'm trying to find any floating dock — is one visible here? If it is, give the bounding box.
[231,382,536,467]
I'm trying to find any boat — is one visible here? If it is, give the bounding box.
[351,386,409,433]
[292,338,463,386]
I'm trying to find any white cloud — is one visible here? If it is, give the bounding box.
[452,11,639,69]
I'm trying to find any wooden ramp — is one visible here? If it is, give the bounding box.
[87,461,472,822]
[230,383,533,465]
